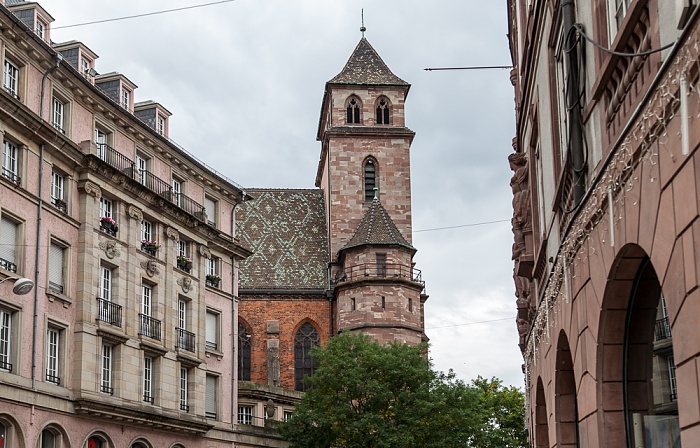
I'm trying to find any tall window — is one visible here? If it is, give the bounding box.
[205,374,218,419]
[376,253,387,277]
[41,429,55,448]
[50,171,66,212]
[206,310,219,351]
[35,21,44,39]
[48,242,65,294]
[143,356,153,403]
[2,139,19,184]
[177,240,188,258]
[94,128,107,159]
[294,323,320,391]
[171,178,182,207]
[346,97,361,124]
[238,322,251,381]
[364,159,376,202]
[141,219,152,242]
[99,266,112,301]
[0,307,13,372]
[101,344,113,394]
[52,98,65,133]
[121,88,130,110]
[141,284,151,317]
[99,197,112,219]
[135,155,148,185]
[178,299,187,330]
[204,196,217,227]
[157,115,165,135]
[180,367,189,411]
[375,98,390,124]
[0,216,18,272]
[81,58,90,76]
[608,0,631,36]
[238,405,253,425]
[668,356,678,400]
[45,327,60,384]
[3,60,19,98]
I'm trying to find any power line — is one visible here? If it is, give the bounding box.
[52,0,237,30]
[414,219,510,233]
[426,316,512,330]
[424,65,513,71]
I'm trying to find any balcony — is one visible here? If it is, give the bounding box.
[0,257,17,273]
[97,143,134,175]
[96,298,122,327]
[176,327,196,352]
[1,167,20,185]
[166,192,206,219]
[137,169,171,198]
[51,197,67,213]
[99,218,118,237]
[139,314,162,341]
[335,263,424,287]
[655,317,672,341]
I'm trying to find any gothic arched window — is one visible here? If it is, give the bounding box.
[364,159,377,202]
[294,322,320,391]
[346,97,361,124]
[238,322,251,381]
[376,97,390,124]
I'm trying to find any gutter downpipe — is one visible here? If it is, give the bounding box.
[231,195,243,430]
[32,53,62,389]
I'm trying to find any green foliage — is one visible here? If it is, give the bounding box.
[277,332,527,448]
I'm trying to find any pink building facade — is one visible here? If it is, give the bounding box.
[509,0,700,447]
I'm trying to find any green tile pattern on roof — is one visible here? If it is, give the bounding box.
[237,189,329,290]
[340,198,415,253]
[328,38,409,86]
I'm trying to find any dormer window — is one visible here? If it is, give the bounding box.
[121,88,130,110]
[157,115,165,136]
[36,21,45,40]
[376,98,390,125]
[81,58,90,76]
[346,97,361,124]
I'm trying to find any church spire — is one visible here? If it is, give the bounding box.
[360,9,366,38]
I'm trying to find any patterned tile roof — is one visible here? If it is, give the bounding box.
[328,38,409,86]
[340,198,415,253]
[237,189,329,290]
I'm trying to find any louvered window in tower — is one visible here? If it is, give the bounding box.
[376,98,390,124]
[346,98,361,124]
[294,323,320,391]
[364,160,376,202]
[238,323,251,381]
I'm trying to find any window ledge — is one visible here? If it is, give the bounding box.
[205,348,224,360]
[47,290,72,308]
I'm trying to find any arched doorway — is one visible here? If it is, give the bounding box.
[556,331,578,447]
[535,377,550,448]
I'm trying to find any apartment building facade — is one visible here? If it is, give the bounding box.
[508,0,700,446]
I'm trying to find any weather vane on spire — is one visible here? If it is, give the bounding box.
[360,9,366,37]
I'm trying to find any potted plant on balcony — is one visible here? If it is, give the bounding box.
[206,274,221,288]
[141,240,159,256]
[99,216,118,235]
[177,255,192,271]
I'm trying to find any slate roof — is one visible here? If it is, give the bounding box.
[236,189,329,290]
[340,197,415,254]
[328,38,409,86]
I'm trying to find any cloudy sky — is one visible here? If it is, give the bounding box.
[43,0,521,387]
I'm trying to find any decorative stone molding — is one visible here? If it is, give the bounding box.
[165,226,179,241]
[177,277,193,293]
[98,240,121,259]
[80,180,101,199]
[97,329,128,345]
[198,244,211,259]
[128,205,143,221]
[140,260,160,278]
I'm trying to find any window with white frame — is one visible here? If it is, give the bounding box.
[205,374,218,419]
[135,154,148,185]
[81,57,90,76]
[99,197,112,220]
[2,139,19,184]
[101,344,113,394]
[35,20,45,39]
[177,240,189,258]
[94,127,108,159]
[237,405,253,425]
[206,256,218,277]
[121,88,130,110]
[48,241,65,294]
[204,196,217,227]
[0,215,19,273]
[284,410,293,422]
[50,171,66,212]
[0,306,14,372]
[3,59,19,98]
[608,0,631,38]
[205,310,219,351]
[171,177,182,207]
[52,97,65,134]
[141,219,152,242]
[45,326,60,384]
[141,284,151,317]
[180,366,189,411]
[178,299,187,330]
[143,355,153,403]
[668,355,678,400]
[157,115,165,136]
[99,266,112,301]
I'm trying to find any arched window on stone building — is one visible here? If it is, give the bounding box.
[375,97,390,124]
[346,97,361,124]
[238,322,251,381]
[364,159,377,202]
[294,322,320,391]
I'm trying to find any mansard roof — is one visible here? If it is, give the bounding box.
[236,189,329,291]
[328,37,409,86]
[340,197,415,254]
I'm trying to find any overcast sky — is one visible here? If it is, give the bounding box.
[43,0,521,387]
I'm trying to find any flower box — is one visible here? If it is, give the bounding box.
[141,240,159,256]
[99,217,118,236]
[176,256,192,272]
[206,275,221,288]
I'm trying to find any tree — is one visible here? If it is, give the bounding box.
[277,332,527,448]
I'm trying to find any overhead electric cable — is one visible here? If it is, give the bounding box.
[52,0,236,30]
[414,219,510,233]
[572,23,676,57]
[424,65,512,71]
[426,316,512,330]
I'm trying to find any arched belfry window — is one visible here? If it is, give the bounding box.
[376,97,390,124]
[294,322,320,391]
[238,322,251,381]
[346,97,361,124]
[364,159,377,202]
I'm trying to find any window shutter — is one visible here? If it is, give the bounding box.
[0,217,17,263]
[206,375,217,417]
[204,197,216,221]
[49,244,64,289]
[206,312,217,345]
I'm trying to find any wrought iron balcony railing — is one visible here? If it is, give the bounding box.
[180,403,190,412]
[0,256,17,273]
[46,372,60,385]
[139,314,162,341]
[335,263,424,287]
[96,143,134,175]
[138,169,171,197]
[1,167,20,185]
[96,297,122,327]
[176,327,196,352]
[655,316,671,341]
[0,360,12,372]
[51,197,67,213]
[143,394,154,404]
[100,383,113,395]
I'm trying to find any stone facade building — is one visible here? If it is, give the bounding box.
[0,1,427,447]
[508,0,700,446]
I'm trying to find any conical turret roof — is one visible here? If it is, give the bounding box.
[339,197,415,254]
[328,38,409,86]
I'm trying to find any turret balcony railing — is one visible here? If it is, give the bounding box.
[335,263,424,287]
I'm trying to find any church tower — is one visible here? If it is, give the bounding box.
[316,37,427,345]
